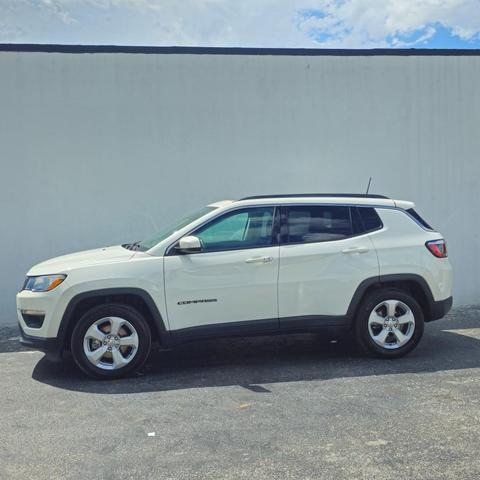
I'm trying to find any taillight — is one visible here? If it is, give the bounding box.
[426,239,448,258]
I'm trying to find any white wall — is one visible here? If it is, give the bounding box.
[1,49,479,325]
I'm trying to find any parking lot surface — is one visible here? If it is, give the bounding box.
[1,306,479,480]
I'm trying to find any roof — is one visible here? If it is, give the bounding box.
[0,44,479,56]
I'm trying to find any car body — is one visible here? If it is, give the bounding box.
[17,194,453,378]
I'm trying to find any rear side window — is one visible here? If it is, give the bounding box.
[283,206,353,244]
[355,207,383,233]
[406,208,433,230]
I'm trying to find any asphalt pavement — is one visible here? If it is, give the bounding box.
[1,306,479,479]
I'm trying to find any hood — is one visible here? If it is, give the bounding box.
[27,245,136,276]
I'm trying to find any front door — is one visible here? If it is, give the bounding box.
[164,206,280,335]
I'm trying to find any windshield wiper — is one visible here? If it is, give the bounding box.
[122,241,142,251]
[130,241,142,251]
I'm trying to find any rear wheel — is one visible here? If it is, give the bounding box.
[355,288,424,358]
[71,303,152,379]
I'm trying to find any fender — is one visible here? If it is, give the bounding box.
[346,273,449,323]
[57,287,172,349]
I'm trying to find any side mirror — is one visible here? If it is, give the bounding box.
[176,235,202,253]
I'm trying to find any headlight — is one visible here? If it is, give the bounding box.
[23,274,67,292]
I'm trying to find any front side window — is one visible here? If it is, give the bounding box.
[194,207,275,252]
[282,206,353,244]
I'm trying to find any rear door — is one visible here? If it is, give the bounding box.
[278,205,380,329]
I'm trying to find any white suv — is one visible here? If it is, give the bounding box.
[17,194,453,379]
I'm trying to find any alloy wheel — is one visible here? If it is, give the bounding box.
[367,299,416,350]
[83,316,139,370]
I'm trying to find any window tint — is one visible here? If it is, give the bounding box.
[406,208,433,230]
[357,207,383,232]
[283,206,353,244]
[195,207,275,252]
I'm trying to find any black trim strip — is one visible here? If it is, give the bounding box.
[170,315,351,343]
[170,315,352,343]
[279,315,349,331]
[1,44,479,56]
[171,318,279,342]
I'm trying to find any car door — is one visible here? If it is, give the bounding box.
[164,206,280,335]
[278,205,380,329]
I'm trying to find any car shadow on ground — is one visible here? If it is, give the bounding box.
[27,308,480,394]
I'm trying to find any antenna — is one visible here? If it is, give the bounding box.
[365,177,372,195]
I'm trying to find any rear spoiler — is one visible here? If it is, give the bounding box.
[393,199,415,210]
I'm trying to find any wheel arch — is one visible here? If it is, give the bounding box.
[347,274,436,324]
[58,288,171,351]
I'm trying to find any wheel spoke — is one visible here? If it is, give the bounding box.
[397,310,415,325]
[368,310,385,326]
[111,348,128,368]
[118,333,138,348]
[393,327,408,346]
[385,300,398,317]
[86,344,108,364]
[108,317,124,336]
[374,329,390,346]
[85,324,105,342]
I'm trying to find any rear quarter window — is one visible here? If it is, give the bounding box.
[406,208,434,230]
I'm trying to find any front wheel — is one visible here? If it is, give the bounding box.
[71,303,152,379]
[355,289,424,358]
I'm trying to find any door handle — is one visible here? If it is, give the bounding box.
[342,246,369,254]
[245,256,274,264]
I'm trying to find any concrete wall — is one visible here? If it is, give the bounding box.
[1,48,479,325]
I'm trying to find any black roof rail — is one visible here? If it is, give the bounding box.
[240,193,390,200]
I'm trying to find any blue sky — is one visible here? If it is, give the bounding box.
[0,1,479,48]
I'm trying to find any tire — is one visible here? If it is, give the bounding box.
[71,303,152,379]
[355,288,424,358]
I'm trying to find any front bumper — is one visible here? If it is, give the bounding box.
[16,287,67,339]
[19,324,63,362]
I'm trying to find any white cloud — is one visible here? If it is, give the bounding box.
[0,0,479,47]
[297,0,480,47]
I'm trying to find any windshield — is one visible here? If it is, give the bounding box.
[136,206,217,251]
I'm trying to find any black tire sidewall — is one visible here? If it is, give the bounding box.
[71,303,152,379]
[355,289,424,358]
